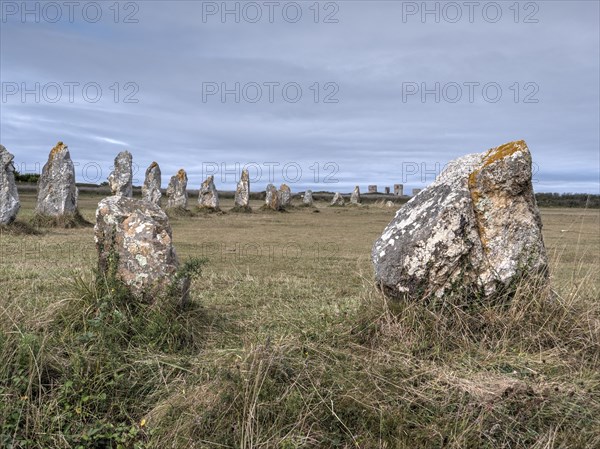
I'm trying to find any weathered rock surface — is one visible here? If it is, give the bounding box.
[278,184,292,208]
[331,192,345,206]
[372,140,548,300]
[198,175,220,210]
[264,184,282,210]
[35,142,79,216]
[234,169,250,208]
[108,151,133,197]
[95,195,188,302]
[142,162,162,205]
[166,169,188,209]
[0,145,20,224]
[303,190,314,206]
[350,186,361,204]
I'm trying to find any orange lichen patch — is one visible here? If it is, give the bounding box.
[49,141,65,159]
[176,169,187,181]
[481,140,525,167]
[149,161,158,169]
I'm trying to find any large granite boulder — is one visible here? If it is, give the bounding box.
[350,186,361,204]
[108,151,133,197]
[233,168,251,211]
[35,141,79,216]
[142,162,162,205]
[0,145,20,224]
[198,175,219,210]
[95,195,189,302]
[166,169,188,209]
[278,184,292,208]
[372,140,548,300]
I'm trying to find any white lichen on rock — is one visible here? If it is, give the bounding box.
[372,140,548,300]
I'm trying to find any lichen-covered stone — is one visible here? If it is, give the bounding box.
[0,145,20,224]
[303,190,314,206]
[350,186,361,204]
[108,151,133,197]
[166,169,188,209]
[278,184,292,208]
[198,175,219,210]
[331,192,345,206]
[234,169,250,208]
[35,142,79,217]
[372,140,548,300]
[95,195,187,302]
[142,162,161,205]
[264,184,282,210]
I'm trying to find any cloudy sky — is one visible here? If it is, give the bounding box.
[1,0,599,193]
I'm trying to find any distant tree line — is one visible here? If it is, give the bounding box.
[535,193,599,208]
[14,171,40,183]
[12,171,598,208]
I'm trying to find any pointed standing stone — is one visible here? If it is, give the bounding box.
[303,190,314,206]
[278,184,292,208]
[198,175,220,210]
[35,141,79,216]
[350,186,361,204]
[331,192,345,206]
[166,169,188,209]
[233,168,251,210]
[0,145,20,225]
[264,184,282,210]
[108,151,133,197]
[142,162,162,205]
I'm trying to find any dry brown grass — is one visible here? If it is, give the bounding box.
[0,192,598,448]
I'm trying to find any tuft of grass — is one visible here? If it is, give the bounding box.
[229,205,253,214]
[165,207,195,219]
[30,210,92,229]
[0,221,42,236]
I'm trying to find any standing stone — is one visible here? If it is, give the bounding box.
[264,184,281,210]
[142,162,162,205]
[368,185,378,193]
[0,145,20,225]
[166,169,188,209]
[384,187,391,195]
[303,190,314,206]
[35,141,79,216]
[350,186,361,204]
[198,175,220,210]
[108,151,133,197]
[411,188,422,196]
[372,140,548,300]
[331,192,345,206]
[95,195,189,303]
[394,184,404,196]
[278,184,292,208]
[234,169,251,209]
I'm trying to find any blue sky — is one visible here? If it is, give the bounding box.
[1,0,599,193]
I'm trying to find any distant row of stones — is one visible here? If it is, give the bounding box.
[1,142,411,226]
[3,139,548,305]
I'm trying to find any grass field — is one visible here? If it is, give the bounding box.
[1,192,599,448]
